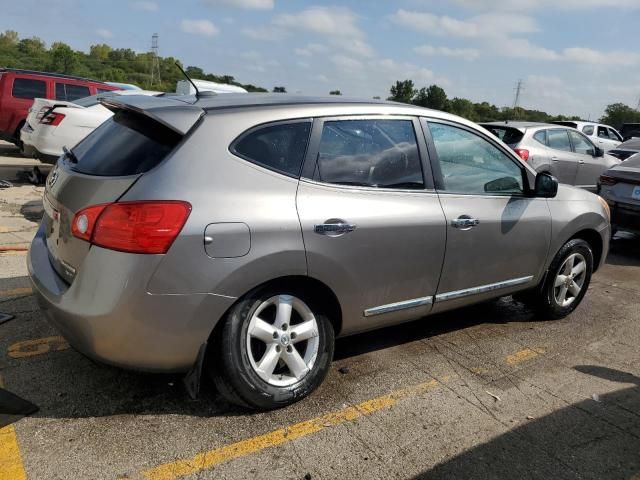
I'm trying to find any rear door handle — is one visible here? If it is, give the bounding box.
[451,216,480,230]
[314,220,357,237]
[551,156,559,161]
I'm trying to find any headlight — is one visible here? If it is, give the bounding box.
[597,195,611,222]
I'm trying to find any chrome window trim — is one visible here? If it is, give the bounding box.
[435,276,534,302]
[364,296,433,317]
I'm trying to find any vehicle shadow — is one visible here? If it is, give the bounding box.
[607,231,640,267]
[19,199,44,223]
[412,366,640,480]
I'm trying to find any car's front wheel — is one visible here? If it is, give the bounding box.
[518,238,593,319]
[211,288,335,410]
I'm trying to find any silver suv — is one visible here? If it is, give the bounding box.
[28,95,610,409]
[481,122,620,192]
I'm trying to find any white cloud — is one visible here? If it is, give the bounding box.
[181,19,219,37]
[274,6,375,57]
[242,26,285,41]
[331,54,363,70]
[132,1,158,11]
[453,0,640,10]
[391,10,538,38]
[96,28,113,39]
[203,0,274,9]
[414,45,479,61]
[562,47,640,66]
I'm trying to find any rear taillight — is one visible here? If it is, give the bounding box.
[71,201,192,254]
[513,148,530,162]
[36,106,50,121]
[599,175,618,186]
[40,112,66,126]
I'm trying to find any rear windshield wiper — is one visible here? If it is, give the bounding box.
[63,146,78,164]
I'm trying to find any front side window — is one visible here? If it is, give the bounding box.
[597,126,610,139]
[547,129,572,152]
[55,83,66,100]
[12,78,46,99]
[568,131,595,155]
[233,122,311,178]
[312,119,423,189]
[608,128,622,141]
[582,125,594,136]
[428,122,523,195]
[65,84,90,101]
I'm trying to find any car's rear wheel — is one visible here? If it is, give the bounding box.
[517,239,593,319]
[211,288,335,410]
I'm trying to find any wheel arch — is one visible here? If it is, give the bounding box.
[569,228,604,272]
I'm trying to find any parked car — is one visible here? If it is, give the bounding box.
[28,95,610,409]
[551,121,622,152]
[607,138,640,161]
[620,123,640,141]
[0,68,120,149]
[176,78,248,95]
[598,153,640,235]
[481,121,620,191]
[21,90,161,164]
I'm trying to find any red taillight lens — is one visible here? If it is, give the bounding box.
[72,201,191,254]
[40,112,66,126]
[599,175,618,186]
[513,148,530,162]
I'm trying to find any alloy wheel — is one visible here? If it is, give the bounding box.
[553,253,587,308]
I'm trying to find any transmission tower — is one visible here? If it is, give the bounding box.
[150,33,161,86]
[636,95,640,111]
[512,79,524,109]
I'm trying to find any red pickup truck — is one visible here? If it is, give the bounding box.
[0,68,120,148]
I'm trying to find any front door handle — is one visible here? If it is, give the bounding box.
[551,156,559,161]
[451,216,480,230]
[314,219,357,237]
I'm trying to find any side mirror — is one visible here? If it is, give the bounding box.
[594,146,604,157]
[534,172,558,198]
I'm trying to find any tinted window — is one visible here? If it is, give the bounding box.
[12,78,46,99]
[234,122,311,177]
[482,126,523,146]
[97,88,112,94]
[582,125,594,135]
[71,109,181,176]
[312,119,423,189]
[55,83,66,100]
[533,130,547,146]
[65,84,90,101]
[547,129,572,152]
[568,131,595,155]
[597,126,610,139]
[428,122,523,195]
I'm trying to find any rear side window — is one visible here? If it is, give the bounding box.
[582,125,594,135]
[12,78,46,99]
[533,130,547,146]
[483,126,524,146]
[547,129,572,152]
[311,119,423,189]
[70,109,181,176]
[56,83,90,101]
[233,122,311,177]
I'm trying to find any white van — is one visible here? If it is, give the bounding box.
[176,79,248,95]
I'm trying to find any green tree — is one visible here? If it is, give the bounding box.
[414,84,448,111]
[89,43,111,61]
[18,37,45,56]
[388,80,415,103]
[48,42,78,74]
[329,90,342,95]
[600,103,640,129]
[273,86,287,93]
[0,30,19,49]
[448,97,476,120]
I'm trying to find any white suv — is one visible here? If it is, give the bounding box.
[552,121,622,152]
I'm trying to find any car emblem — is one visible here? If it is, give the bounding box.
[48,168,59,188]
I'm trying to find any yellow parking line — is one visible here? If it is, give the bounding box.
[8,336,69,359]
[142,378,442,480]
[0,250,28,256]
[0,376,28,480]
[505,347,545,366]
[0,287,32,298]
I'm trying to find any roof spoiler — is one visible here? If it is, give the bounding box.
[100,95,205,136]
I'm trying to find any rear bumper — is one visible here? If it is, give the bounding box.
[27,224,235,372]
[610,201,640,234]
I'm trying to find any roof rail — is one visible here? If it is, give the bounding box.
[0,67,109,84]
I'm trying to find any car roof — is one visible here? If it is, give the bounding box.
[0,68,111,84]
[480,121,550,130]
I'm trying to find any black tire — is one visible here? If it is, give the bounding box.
[518,239,593,319]
[14,122,25,153]
[210,287,335,410]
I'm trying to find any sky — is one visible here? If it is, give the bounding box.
[2,0,639,119]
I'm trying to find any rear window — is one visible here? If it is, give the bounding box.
[12,78,46,99]
[70,109,182,176]
[482,126,524,146]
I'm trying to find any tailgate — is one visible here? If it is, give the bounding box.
[27,98,81,128]
[42,97,204,283]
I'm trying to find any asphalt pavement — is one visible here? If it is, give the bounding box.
[1,140,639,480]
